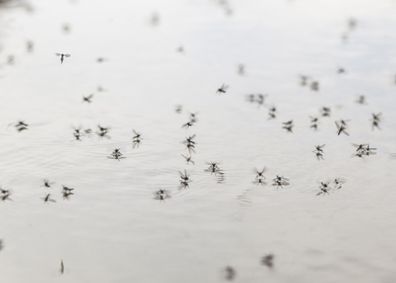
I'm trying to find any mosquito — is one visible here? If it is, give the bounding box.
[335,120,349,136]
[181,154,195,165]
[272,175,290,188]
[316,181,331,196]
[261,254,274,268]
[154,189,171,200]
[108,148,125,160]
[82,94,94,103]
[15,121,28,132]
[224,266,236,281]
[42,193,56,203]
[55,53,71,64]
[282,120,294,133]
[43,179,54,188]
[216,84,229,94]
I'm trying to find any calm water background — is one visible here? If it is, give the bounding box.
[1,0,396,282]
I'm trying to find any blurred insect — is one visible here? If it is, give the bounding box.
[370,113,382,130]
[55,53,71,64]
[154,189,171,200]
[0,188,12,201]
[224,266,236,281]
[96,57,107,63]
[310,116,319,130]
[282,120,294,133]
[7,55,15,65]
[181,154,195,165]
[175,105,183,114]
[179,170,191,189]
[182,120,195,129]
[313,144,325,160]
[299,75,309,86]
[60,260,65,274]
[268,106,277,119]
[132,130,142,148]
[15,121,29,132]
[62,186,75,200]
[149,12,160,26]
[352,144,376,158]
[348,17,357,30]
[320,107,331,117]
[310,81,319,91]
[26,40,34,52]
[205,162,221,174]
[261,254,274,268]
[73,128,82,140]
[82,94,94,103]
[337,67,346,74]
[356,95,366,105]
[62,23,71,33]
[254,168,267,185]
[316,181,331,196]
[43,179,54,188]
[333,178,346,189]
[176,45,185,53]
[335,120,349,136]
[237,64,245,76]
[183,135,196,153]
[42,193,56,203]
[216,84,229,94]
[108,148,125,160]
[96,125,110,138]
[272,175,290,188]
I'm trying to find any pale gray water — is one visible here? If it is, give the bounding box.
[0,0,396,282]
